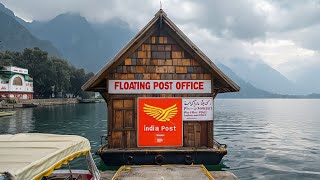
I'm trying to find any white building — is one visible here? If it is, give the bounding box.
[0,66,33,99]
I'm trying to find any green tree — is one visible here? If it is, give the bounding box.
[0,47,94,98]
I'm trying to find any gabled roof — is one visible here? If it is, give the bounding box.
[82,9,240,93]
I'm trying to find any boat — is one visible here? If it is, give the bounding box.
[79,99,104,103]
[0,111,16,117]
[22,103,38,108]
[0,133,100,180]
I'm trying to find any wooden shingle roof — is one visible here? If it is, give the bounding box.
[82,9,240,93]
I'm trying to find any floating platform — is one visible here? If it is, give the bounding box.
[97,146,227,166]
[100,165,238,180]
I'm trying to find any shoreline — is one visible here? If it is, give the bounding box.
[0,98,79,109]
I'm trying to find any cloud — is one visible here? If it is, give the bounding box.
[1,0,320,80]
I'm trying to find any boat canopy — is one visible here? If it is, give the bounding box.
[0,133,91,180]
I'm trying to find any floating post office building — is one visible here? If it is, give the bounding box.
[82,9,239,166]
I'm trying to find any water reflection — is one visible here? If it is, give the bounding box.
[0,100,319,179]
[215,99,320,179]
[0,108,35,133]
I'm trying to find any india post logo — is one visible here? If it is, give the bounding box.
[138,98,183,147]
[143,104,178,122]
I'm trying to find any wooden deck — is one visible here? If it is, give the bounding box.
[99,146,227,153]
[100,165,238,180]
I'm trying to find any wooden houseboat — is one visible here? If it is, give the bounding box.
[82,9,240,166]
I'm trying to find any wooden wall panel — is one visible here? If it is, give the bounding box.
[124,110,134,128]
[111,131,123,148]
[114,110,123,129]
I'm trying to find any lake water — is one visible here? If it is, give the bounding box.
[0,99,319,179]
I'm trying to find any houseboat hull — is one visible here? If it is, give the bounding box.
[96,146,227,166]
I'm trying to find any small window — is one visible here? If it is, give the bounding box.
[13,77,23,86]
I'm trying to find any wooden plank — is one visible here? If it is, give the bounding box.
[158,45,165,51]
[150,73,161,80]
[136,59,145,65]
[165,45,171,51]
[191,59,199,66]
[172,51,183,58]
[167,66,175,73]
[146,66,156,73]
[163,37,168,44]
[127,74,135,79]
[124,58,131,65]
[171,45,181,51]
[183,123,188,147]
[124,100,134,108]
[142,44,151,51]
[152,36,156,44]
[113,100,123,109]
[175,67,187,73]
[145,59,151,65]
[159,37,164,44]
[129,131,137,147]
[136,66,145,73]
[156,66,168,73]
[134,74,143,79]
[143,73,151,79]
[204,74,211,80]
[124,110,134,128]
[160,74,173,79]
[182,59,191,66]
[111,131,123,148]
[195,123,201,147]
[164,59,173,65]
[131,59,137,66]
[114,110,123,129]
[194,67,202,73]
[125,131,137,148]
[122,66,127,73]
[196,74,204,79]
[187,67,194,73]
[138,51,146,58]
[151,59,158,65]
[107,96,112,148]
[200,122,208,147]
[208,121,213,148]
[120,74,127,79]
[157,59,165,65]
[152,52,166,59]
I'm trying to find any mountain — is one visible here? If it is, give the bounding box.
[288,63,320,94]
[216,63,278,98]
[0,8,60,56]
[23,13,134,72]
[222,58,297,95]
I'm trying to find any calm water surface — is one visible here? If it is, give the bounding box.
[0,99,319,179]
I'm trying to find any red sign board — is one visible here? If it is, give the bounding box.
[138,98,183,147]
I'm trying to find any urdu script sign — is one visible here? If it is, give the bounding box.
[182,98,214,121]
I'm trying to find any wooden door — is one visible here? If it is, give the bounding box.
[183,121,213,148]
[110,98,136,148]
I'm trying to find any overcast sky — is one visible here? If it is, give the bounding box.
[1,0,320,79]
